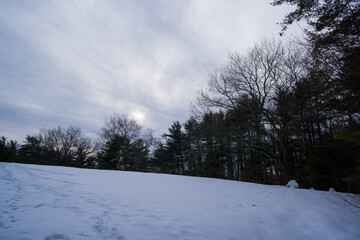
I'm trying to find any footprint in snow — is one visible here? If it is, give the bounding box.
[44,233,71,240]
[34,203,46,208]
[93,223,125,240]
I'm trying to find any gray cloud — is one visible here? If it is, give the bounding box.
[0,0,299,141]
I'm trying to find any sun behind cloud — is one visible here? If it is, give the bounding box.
[131,110,146,124]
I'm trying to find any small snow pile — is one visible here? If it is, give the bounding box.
[329,188,336,193]
[286,180,299,189]
[309,188,315,190]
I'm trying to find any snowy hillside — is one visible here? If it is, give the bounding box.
[0,162,359,240]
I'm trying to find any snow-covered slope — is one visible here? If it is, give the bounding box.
[0,162,359,240]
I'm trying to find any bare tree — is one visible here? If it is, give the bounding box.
[99,113,142,143]
[98,113,153,171]
[198,39,307,184]
[37,126,94,166]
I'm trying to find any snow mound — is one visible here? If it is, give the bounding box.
[329,188,336,193]
[286,180,299,188]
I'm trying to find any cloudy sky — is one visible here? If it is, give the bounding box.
[0,0,298,141]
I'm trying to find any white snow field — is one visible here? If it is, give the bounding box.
[0,162,359,240]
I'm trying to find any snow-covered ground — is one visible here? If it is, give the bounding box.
[0,162,359,240]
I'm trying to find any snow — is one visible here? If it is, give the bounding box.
[0,162,359,240]
[286,179,299,189]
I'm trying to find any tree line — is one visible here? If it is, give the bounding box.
[0,114,153,171]
[1,0,359,193]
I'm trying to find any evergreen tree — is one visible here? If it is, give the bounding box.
[162,121,187,174]
[19,135,44,164]
[0,136,18,162]
[151,143,171,173]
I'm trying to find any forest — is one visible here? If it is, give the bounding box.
[1,0,359,193]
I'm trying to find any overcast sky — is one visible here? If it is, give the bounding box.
[0,0,299,141]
